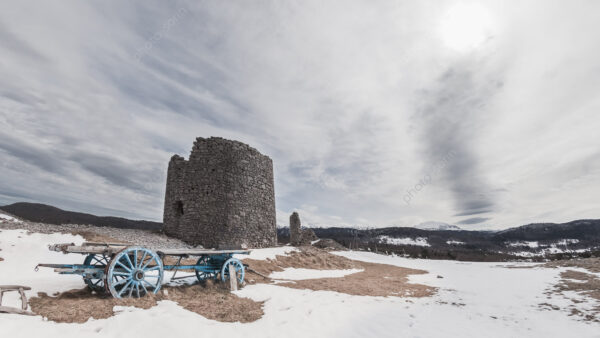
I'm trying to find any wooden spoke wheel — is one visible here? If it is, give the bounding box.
[83,254,109,292]
[195,255,217,282]
[105,247,163,298]
[220,257,244,284]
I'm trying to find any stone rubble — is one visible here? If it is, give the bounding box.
[0,218,194,250]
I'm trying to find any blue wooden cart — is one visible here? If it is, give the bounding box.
[36,242,250,299]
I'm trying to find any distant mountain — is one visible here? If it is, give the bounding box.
[414,221,461,231]
[493,219,600,242]
[279,219,600,261]
[3,201,598,262]
[0,202,162,230]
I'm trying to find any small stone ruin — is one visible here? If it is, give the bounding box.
[289,212,318,246]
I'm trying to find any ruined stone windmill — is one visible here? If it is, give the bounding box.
[163,137,277,249]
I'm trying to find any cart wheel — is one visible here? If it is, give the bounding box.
[221,257,244,284]
[195,255,216,281]
[83,254,108,292]
[105,247,163,298]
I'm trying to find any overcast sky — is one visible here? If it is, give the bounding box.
[1,1,599,229]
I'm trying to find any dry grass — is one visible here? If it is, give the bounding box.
[30,289,156,323]
[245,246,358,277]
[557,270,600,302]
[552,269,600,322]
[545,257,600,273]
[545,258,600,304]
[540,258,600,322]
[29,281,263,324]
[245,246,436,298]
[164,281,263,323]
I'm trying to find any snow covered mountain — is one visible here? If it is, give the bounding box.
[413,221,461,231]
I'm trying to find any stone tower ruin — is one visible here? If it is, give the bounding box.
[163,137,276,248]
[288,211,318,246]
[289,212,302,245]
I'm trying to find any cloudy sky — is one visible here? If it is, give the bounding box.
[1,1,599,229]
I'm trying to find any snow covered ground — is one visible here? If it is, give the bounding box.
[0,212,22,223]
[503,239,597,258]
[269,268,363,280]
[234,246,298,260]
[1,228,599,337]
[378,235,430,247]
[507,241,540,248]
[0,229,85,297]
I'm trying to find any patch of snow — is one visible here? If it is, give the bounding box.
[446,240,465,245]
[0,213,21,223]
[414,221,461,231]
[235,246,299,261]
[510,251,541,258]
[0,229,85,309]
[269,268,363,280]
[311,239,321,245]
[507,241,539,248]
[510,247,593,257]
[379,235,430,247]
[553,239,580,246]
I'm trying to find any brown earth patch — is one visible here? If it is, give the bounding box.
[556,270,600,303]
[245,246,358,277]
[244,247,436,297]
[540,258,600,322]
[30,288,156,323]
[545,257,600,273]
[29,281,263,324]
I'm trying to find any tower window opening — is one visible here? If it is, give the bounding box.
[175,201,184,217]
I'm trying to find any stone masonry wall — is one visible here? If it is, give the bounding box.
[163,137,276,248]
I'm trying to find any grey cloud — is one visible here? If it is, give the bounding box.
[457,217,491,225]
[454,209,493,217]
[416,66,500,219]
[0,134,66,176]
[0,21,47,62]
[71,151,164,193]
[0,132,163,196]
